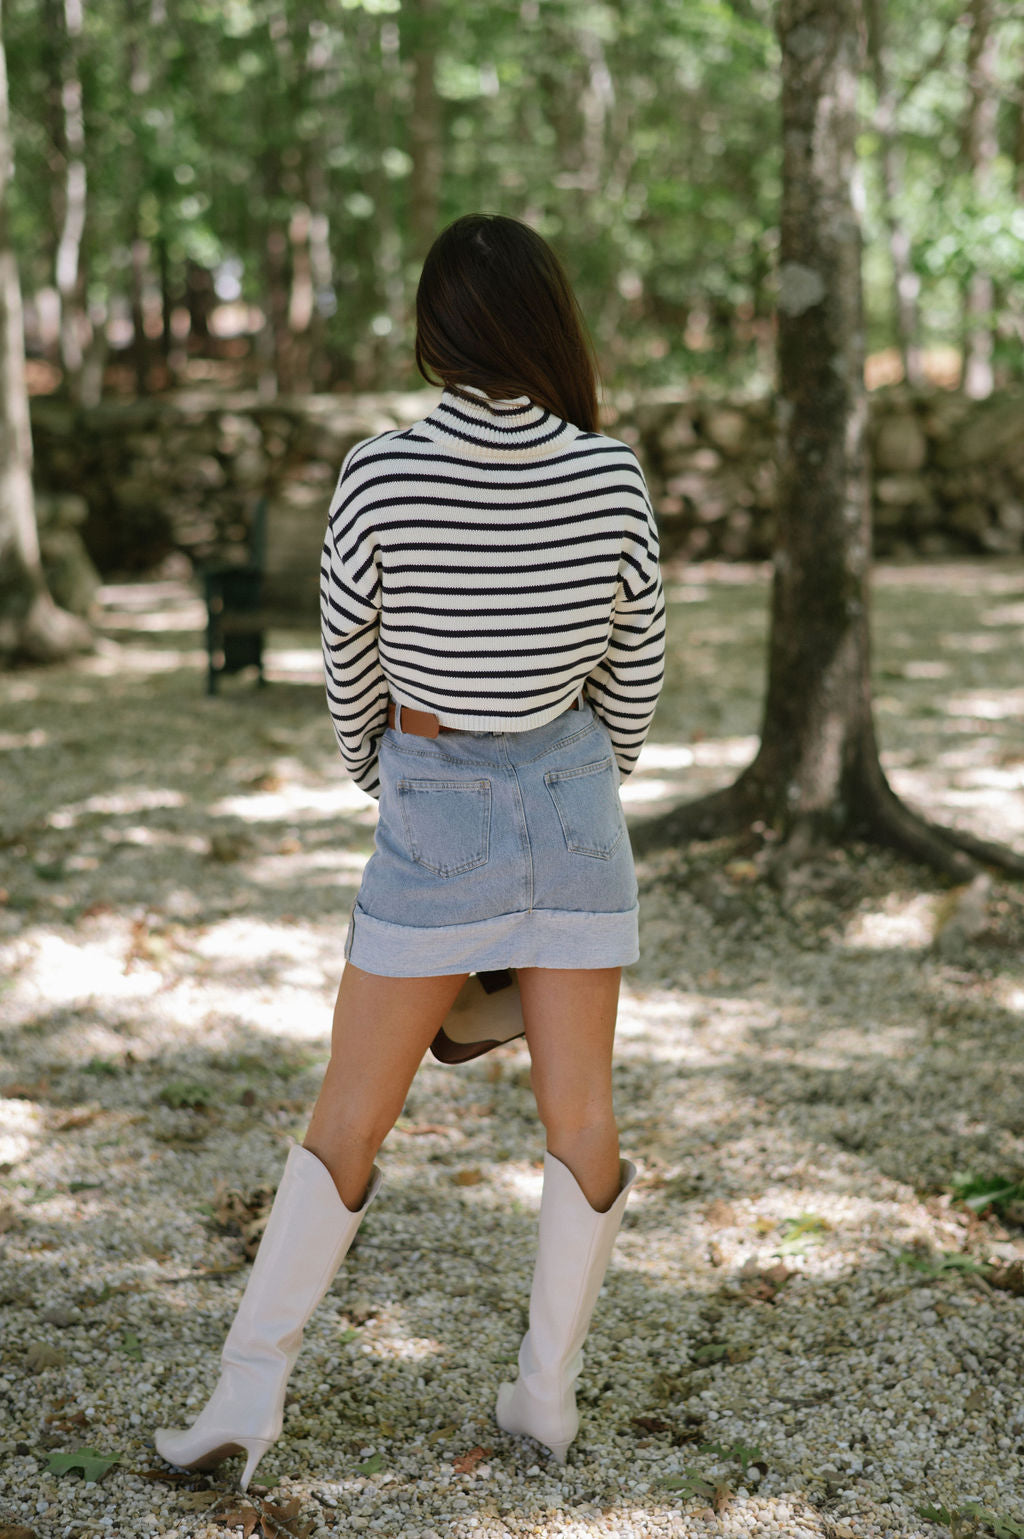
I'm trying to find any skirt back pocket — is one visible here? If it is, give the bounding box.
[397,777,492,877]
[544,756,625,860]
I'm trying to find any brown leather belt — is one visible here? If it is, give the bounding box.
[387,695,584,739]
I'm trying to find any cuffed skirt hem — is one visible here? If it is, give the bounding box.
[344,901,640,977]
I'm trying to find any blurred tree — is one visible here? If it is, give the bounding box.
[865,0,923,385]
[0,0,91,660]
[635,0,1024,879]
[961,0,998,397]
[3,0,1024,396]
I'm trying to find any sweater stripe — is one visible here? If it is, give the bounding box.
[321,385,665,798]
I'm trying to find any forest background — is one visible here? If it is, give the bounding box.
[6,0,1024,407]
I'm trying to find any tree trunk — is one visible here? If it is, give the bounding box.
[54,0,89,401]
[746,0,880,849]
[865,0,923,387]
[0,5,91,662]
[962,0,999,399]
[405,0,443,261]
[634,0,1024,882]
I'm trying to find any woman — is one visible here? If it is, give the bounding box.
[155,213,666,1489]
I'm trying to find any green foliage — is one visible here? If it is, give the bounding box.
[158,1079,216,1109]
[4,0,1023,391]
[658,1439,766,1501]
[83,1056,122,1077]
[774,1213,832,1254]
[918,1499,1024,1538]
[896,1248,992,1278]
[950,1170,1024,1217]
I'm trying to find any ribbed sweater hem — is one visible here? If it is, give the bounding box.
[387,684,587,737]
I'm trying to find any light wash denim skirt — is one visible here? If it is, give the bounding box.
[344,700,640,976]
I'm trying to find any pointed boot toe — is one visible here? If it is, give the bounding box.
[154,1425,273,1490]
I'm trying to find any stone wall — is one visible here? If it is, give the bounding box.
[30,387,1024,599]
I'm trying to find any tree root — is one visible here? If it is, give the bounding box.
[633,766,1024,882]
[630,780,760,858]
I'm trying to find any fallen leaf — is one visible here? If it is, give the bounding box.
[988,1260,1024,1295]
[247,771,284,791]
[207,833,253,863]
[46,1446,120,1481]
[2,1079,50,1100]
[216,1506,260,1538]
[355,1452,383,1474]
[452,1445,491,1474]
[261,1497,314,1536]
[704,1200,738,1227]
[46,1410,88,1430]
[712,1480,734,1513]
[26,1343,67,1371]
[49,1109,98,1131]
[631,1416,674,1435]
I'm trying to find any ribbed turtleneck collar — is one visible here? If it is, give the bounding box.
[419,384,580,457]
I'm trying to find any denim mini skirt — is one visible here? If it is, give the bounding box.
[344,700,640,976]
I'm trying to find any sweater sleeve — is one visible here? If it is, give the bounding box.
[584,458,666,777]
[321,448,388,799]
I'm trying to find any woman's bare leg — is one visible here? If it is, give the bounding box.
[303,961,469,1209]
[517,965,622,1212]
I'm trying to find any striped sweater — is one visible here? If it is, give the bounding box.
[321,384,666,799]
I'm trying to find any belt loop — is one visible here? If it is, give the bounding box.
[394,701,403,733]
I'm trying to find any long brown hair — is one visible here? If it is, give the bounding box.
[415,214,600,433]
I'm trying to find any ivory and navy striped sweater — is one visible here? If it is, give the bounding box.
[321,384,666,799]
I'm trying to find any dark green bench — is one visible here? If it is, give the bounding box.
[202,488,324,694]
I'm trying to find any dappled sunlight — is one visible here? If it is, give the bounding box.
[626,737,758,816]
[77,642,209,674]
[0,728,49,751]
[238,847,366,887]
[262,645,326,685]
[49,786,186,824]
[4,929,170,1010]
[841,892,936,951]
[3,566,1024,1539]
[940,630,1022,653]
[0,1099,42,1166]
[887,764,1024,839]
[99,600,207,633]
[190,916,340,975]
[210,780,369,820]
[900,658,951,679]
[358,1331,446,1364]
[872,559,1023,595]
[984,601,1024,627]
[944,687,1024,720]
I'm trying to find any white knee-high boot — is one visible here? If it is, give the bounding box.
[495,1151,636,1463]
[155,1145,382,1491]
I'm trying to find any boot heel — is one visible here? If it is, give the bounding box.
[240,1437,274,1492]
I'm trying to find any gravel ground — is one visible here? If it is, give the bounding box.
[2,560,1023,1539]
